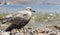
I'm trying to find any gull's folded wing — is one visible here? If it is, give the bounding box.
[1,14,13,24]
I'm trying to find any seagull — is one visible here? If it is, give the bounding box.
[0,7,36,31]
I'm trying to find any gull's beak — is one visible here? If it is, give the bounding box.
[32,10,36,12]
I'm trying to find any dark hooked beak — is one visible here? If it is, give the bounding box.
[32,10,36,12]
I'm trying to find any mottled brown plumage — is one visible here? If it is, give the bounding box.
[0,7,35,31]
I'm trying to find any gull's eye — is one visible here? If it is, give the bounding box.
[29,9,32,11]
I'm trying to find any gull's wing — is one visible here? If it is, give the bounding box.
[1,14,14,24]
[1,11,25,24]
[0,18,3,22]
[0,13,31,31]
[0,14,13,23]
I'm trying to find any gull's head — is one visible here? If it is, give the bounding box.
[25,7,36,12]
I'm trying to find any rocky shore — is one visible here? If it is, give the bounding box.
[0,23,60,35]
